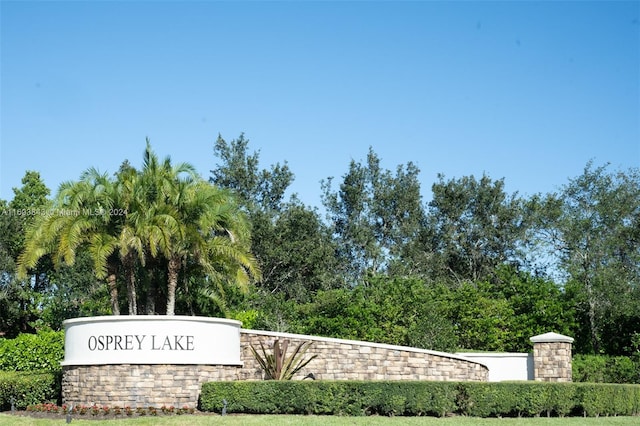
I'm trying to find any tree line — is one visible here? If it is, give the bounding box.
[1,134,638,358]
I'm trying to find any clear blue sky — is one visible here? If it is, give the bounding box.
[1,1,638,209]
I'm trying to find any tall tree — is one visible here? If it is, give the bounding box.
[533,162,640,354]
[210,133,293,212]
[2,172,111,333]
[0,230,27,337]
[19,141,262,317]
[0,173,56,335]
[6,171,51,259]
[133,141,260,315]
[120,141,195,315]
[210,134,340,302]
[420,174,529,285]
[18,168,124,315]
[321,147,424,284]
[251,203,343,301]
[166,180,259,316]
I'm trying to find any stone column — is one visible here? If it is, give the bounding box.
[530,332,574,382]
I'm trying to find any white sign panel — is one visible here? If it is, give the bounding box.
[62,316,242,366]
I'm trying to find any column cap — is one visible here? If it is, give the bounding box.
[530,332,574,343]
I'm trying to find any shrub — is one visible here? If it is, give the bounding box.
[0,371,59,410]
[573,382,639,417]
[543,382,576,417]
[458,382,543,417]
[200,380,640,417]
[573,354,640,384]
[0,329,64,372]
[201,381,459,416]
[250,339,317,380]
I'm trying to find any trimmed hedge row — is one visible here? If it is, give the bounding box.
[201,381,457,416]
[0,371,60,410]
[458,382,640,417]
[200,380,640,417]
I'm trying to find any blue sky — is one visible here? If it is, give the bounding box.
[1,1,638,209]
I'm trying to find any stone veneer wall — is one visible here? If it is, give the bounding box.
[239,329,488,382]
[62,329,488,408]
[62,364,241,408]
[530,332,574,382]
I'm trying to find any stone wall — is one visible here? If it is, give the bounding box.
[62,329,489,407]
[63,330,577,407]
[62,364,241,408]
[239,329,488,382]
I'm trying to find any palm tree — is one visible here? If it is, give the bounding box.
[163,180,260,316]
[132,141,195,315]
[135,143,260,315]
[115,165,147,315]
[110,143,196,315]
[20,140,262,317]
[18,168,123,315]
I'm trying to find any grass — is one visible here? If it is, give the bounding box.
[1,414,640,426]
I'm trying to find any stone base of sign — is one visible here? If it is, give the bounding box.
[62,364,241,408]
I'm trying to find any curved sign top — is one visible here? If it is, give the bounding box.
[62,316,242,366]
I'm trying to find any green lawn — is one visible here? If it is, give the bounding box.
[1,414,639,426]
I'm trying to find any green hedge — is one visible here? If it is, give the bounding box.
[200,381,458,416]
[0,371,60,410]
[200,381,640,417]
[0,330,64,372]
